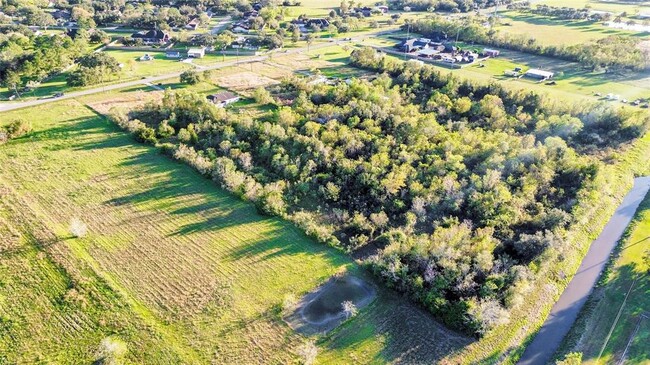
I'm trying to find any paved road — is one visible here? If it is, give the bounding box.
[518,176,650,365]
[210,16,232,35]
[0,31,393,113]
[0,56,266,113]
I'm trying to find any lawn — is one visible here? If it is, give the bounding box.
[533,0,650,15]
[557,190,650,364]
[284,0,376,17]
[102,49,193,78]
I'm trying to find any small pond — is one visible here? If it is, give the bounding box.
[285,275,376,335]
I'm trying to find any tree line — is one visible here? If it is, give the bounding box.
[108,48,649,335]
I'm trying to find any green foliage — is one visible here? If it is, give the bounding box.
[3,118,32,139]
[1,32,87,88]
[556,352,582,365]
[119,55,649,336]
[179,70,201,85]
[67,53,120,87]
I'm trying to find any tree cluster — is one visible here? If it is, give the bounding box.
[120,73,643,335]
[0,29,87,93]
[112,48,648,336]
[67,52,120,86]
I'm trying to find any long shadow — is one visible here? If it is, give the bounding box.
[321,285,475,364]
[7,114,134,152]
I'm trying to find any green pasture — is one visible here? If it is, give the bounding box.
[0,101,352,363]
[533,0,650,15]
[496,12,650,46]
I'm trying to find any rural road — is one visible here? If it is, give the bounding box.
[0,31,392,113]
[0,56,265,113]
[518,176,650,365]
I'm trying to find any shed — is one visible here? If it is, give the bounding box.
[187,47,205,58]
[166,50,181,58]
[483,48,500,57]
[524,69,554,80]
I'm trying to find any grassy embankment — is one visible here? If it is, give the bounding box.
[557,184,650,364]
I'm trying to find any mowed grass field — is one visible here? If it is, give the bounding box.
[0,99,478,364]
[557,192,650,364]
[496,12,650,46]
[533,0,650,14]
[0,100,354,363]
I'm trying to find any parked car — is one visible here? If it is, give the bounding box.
[53,92,64,98]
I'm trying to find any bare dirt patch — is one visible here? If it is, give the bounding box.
[212,70,279,92]
[85,90,163,115]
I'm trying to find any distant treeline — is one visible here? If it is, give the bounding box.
[527,5,611,21]
[390,0,512,13]
[408,17,650,71]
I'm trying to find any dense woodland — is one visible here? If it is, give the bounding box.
[110,48,649,335]
[408,17,650,71]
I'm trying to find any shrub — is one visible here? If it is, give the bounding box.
[4,118,32,139]
[466,298,510,336]
[69,217,88,238]
[296,340,318,365]
[556,352,582,365]
[95,336,127,365]
[156,120,176,138]
[134,126,157,145]
[342,300,358,318]
[180,70,201,85]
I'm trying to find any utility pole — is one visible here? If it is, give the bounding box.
[404,23,410,60]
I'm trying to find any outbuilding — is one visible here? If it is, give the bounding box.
[166,50,181,58]
[483,48,500,57]
[187,47,205,58]
[524,68,554,80]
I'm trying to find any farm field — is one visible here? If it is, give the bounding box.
[0,99,480,364]
[557,191,650,364]
[533,0,650,14]
[284,0,375,16]
[0,100,353,363]
[496,12,650,46]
